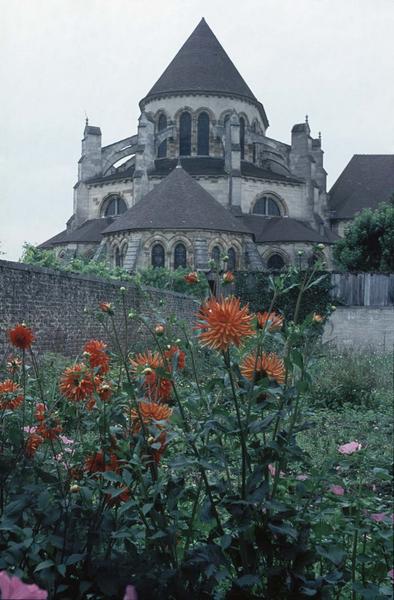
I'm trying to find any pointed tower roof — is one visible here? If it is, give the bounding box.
[103,166,251,235]
[140,19,268,127]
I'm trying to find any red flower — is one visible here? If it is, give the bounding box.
[99,302,113,315]
[105,485,130,507]
[59,363,95,402]
[8,324,35,350]
[256,311,284,332]
[84,450,120,474]
[222,271,235,284]
[37,420,62,441]
[130,351,172,403]
[184,271,199,284]
[195,296,255,352]
[35,403,46,421]
[240,352,285,385]
[26,433,44,457]
[164,345,186,370]
[0,380,24,410]
[84,339,110,374]
[6,356,22,373]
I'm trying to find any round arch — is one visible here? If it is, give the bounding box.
[262,247,290,271]
[100,194,128,218]
[251,192,288,217]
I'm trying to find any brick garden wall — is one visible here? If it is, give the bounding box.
[0,260,198,359]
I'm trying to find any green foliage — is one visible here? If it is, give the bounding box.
[333,200,394,271]
[235,268,333,322]
[305,349,391,409]
[21,243,131,281]
[132,266,209,300]
[0,275,392,599]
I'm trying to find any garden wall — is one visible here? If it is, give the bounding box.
[323,306,394,351]
[0,260,198,358]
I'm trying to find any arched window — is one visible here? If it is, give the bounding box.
[227,247,236,271]
[197,112,209,156]
[157,114,167,158]
[267,254,285,271]
[240,117,245,160]
[211,245,221,267]
[252,196,281,216]
[174,243,187,269]
[151,243,165,268]
[103,195,127,217]
[179,112,191,156]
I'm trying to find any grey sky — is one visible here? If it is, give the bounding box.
[1,0,393,261]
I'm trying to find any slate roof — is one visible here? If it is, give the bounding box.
[40,218,114,248]
[240,216,337,244]
[141,18,268,127]
[151,157,303,184]
[103,166,251,235]
[329,155,394,219]
[86,165,135,185]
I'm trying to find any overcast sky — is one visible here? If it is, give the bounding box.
[1,0,393,260]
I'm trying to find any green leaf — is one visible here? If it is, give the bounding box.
[316,545,346,566]
[220,534,232,550]
[236,575,260,587]
[65,553,86,566]
[34,560,54,572]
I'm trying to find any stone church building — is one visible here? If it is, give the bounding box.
[41,18,342,272]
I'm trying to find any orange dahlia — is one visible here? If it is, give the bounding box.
[26,433,44,457]
[130,401,172,432]
[83,339,110,374]
[240,352,285,385]
[195,296,254,352]
[184,271,199,284]
[6,356,22,373]
[35,403,46,421]
[0,379,24,410]
[8,324,35,350]
[130,351,162,373]
[59,363,95,402]
[164,345,186,370]
[37,420,62,441]
[256,311,284,332]
[99,301,113,315]
[84,450,120,474]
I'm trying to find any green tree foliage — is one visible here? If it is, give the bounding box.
[333,199,394,271]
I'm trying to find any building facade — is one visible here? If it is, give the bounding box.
[41,18,339,271]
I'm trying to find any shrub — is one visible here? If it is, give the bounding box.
[0,274,392,599]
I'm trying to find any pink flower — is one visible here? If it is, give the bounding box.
[338,441,362,455]
[329,485,345,496]
[388,568,394,581]
[59,435,74,445]
[370,513,387,523]
[23,426,37,434]
[268,464,285,478]
[296,474,309,481]
[124,585,138,600]
[0,571,47,599]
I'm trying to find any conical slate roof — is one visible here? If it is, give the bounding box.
[103,166,251,235]
[141,19,268,127]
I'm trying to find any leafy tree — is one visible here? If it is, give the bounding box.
[333,199,394,271]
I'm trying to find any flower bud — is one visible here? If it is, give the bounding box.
[317,243,325,250]
[70,484,80,493]
[120,286,126,293]
[297,250,304,256]
[331,305,336,311]
[155,324,165,336]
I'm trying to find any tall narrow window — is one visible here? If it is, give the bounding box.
[179,112,191,156]
[174,243,187,269]
[115,247,122,267]
[252,143,256,164]
[157,114,167,158]
[151,243,165,268]
[197,112,209,156]
[240,117,245,160]
[211,245,221,267]
[227,247,236,271]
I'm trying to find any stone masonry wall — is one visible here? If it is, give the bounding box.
[323,306,394,352]
[0,260,198,358]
